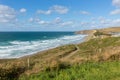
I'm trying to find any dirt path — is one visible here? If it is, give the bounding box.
[61,45,80,61]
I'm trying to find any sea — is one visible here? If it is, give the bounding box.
[0,32,86,59]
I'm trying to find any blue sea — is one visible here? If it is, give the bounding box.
[0,32,86,59]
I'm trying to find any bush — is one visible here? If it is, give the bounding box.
[45,60,70,72]
[94,31,111,36]
[0,65,26,80]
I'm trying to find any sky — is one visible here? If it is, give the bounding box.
[0,0,120,31]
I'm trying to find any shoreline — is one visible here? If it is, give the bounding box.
[21,36,86,59]
[0,34,88,60]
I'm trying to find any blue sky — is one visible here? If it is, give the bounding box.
[0,0,120,31]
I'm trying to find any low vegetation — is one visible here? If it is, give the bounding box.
[20,61,120,80]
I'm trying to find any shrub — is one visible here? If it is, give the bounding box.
[0,65,26,80]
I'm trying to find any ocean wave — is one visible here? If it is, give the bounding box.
[0,34,86,59]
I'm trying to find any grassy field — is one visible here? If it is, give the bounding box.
[0,37,120,80]
[20,61,120,80]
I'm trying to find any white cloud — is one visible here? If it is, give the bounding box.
[80,21,98,28]
[112,0,120,7]
[29,18,34,22]
[53,17,62,24]
[37,10,52,15]
[28,17,74,27]
[38,20,50,25]
[100,19,108,24]
[80,22,89,26]
[28,17,50,25]
[79,17,120,29]
[110,0,120,15]
[0,4,16,23]
[99,18,120,27]
[37,5,69,15]
[20,8,26,13]
[110,9,120,15]
[112,19,120,23]
[51,5,68,14]
[98,17,108,24]
[98,16,105,20]
[60,21,73,26]
[80,11,90,15]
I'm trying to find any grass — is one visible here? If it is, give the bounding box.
[69,37,120,64]
[78,37,120,49]
[0,44,77,80]
[20,61,120,80]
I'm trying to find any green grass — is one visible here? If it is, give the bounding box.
[20,61,120,80]
[74,37,120,57]
[78,37,120,50]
